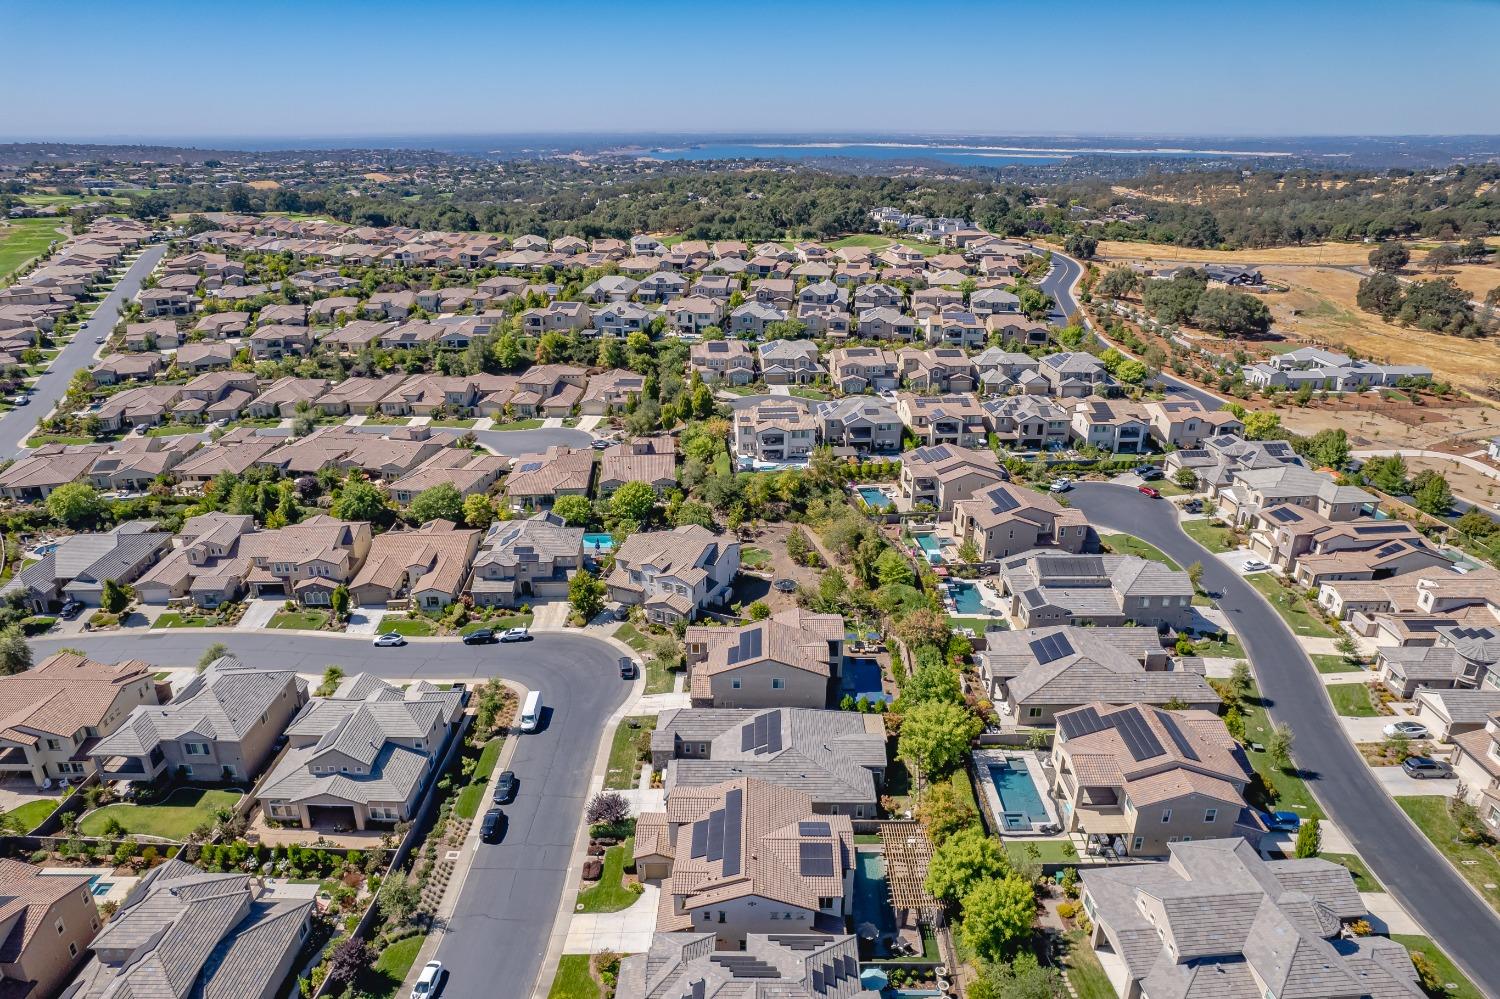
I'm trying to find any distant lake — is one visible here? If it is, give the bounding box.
[640,141,1276,166]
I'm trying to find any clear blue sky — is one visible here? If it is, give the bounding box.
[4,0,1499,141]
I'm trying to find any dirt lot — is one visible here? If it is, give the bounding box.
[729,522,821,614]
[1276,393,1498,451]
[1400,453,1500,507]
[1097,237,1500,271]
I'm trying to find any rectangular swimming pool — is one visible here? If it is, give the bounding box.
[987,758,1049,829]
[949,580,985,614]
[856,486,893,509]
[582,533,613,552]
[840,658,891,704]
[913,534,945,563]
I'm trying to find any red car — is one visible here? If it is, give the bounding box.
[1137,485,1161,498]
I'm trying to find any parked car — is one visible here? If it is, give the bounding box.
[619,657,637,679]
[14,395,27,406]
[591,438,610,450]
[1383,721,1429,740]
[499,627,531,643]
[1258,810,1301,832]
[1401,757,1454,779]
[462,628,496,645]
[1049,478,1073,493]
[1183,499,1203,513]
[372,633,407,648]
[1137,485,1161,498]
[94,336,106,344]
[1139,466,1164,480]
[59,599,84,620]
[492,770,517,804]
[411,960,443,998]
[1241,559,1270,573]
[481,807,506,842]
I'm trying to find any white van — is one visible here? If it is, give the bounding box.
[520,690,541,732]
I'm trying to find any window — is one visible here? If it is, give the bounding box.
[1160,809,1172,823]
[717,912,726,924]
[731,679,742,689]
[1027,707,1042,719]
[1203,808,1218,823]
[56,918,65,935]
[771,678,785,690]
[185,743,209,756]
[69,942,78,958]
[1132,836,1143,852]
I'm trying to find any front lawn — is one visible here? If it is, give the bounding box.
[1321,852,1382,892]
[152,612,218,629]
[788,386,832,401]
[354,935,424,999]
[1192,633,1245,658]
[455,737,505,820]
[576,836,638,913]
[1243,573,1335,638]
[1325,682,1378,717]
[145,423,202,437]
[1312,653,1362,674]
[460,612,533,635]
[1061,929,1118,999]
[613,622,652,652]
[267,609,330,631]
[377,615,437,637]
[604,716,655,791]
[643,656,677,695]
[1396,796,1500,911]
[1099,532,1180,569]
[1241,681,1325,821]
[1181,519,1238,553]
[0,799,58,833]
[546,955,600,999]
[79,787,243,840]
[1391,935,1485,999]
[428,417,476,428]
[489,418,543,431]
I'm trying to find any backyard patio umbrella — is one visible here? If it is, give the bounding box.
[859,968,890,990]
[856,922,881,940]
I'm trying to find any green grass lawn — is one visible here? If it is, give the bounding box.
[428,417,476,428]
[355,935,424,999]
[79,787,242,840]
[950,616,1002,633]
[0,799,59,833]
[152,612,219,629]
[576,836,638,913]
[1241,681,1325,821]
[1193,633,1245,658]
[1321,852,1382,892]
[25,434,94,447]
[1003,839,1078,865]
[0,217,64,283]
[1099,532,1180,569]
[788,386,833,401]
[1391,935,1485,999]
[546,955,600,999]
[1325,682,1378,717]
[643,656,677,695]
[145,423,202,437]
[740,546,771,569]
[1181,519,1238,554]
[1396,796,1500,911]
[826,235,892,250]
[1243,573,1335,638]
[460,612,533,634]
[614,622,652,651]
[455,737,505,820]
[489,418,543,430]
[1061,929,1119,999]
[1312,653,1362,674]
[604,717,655,790]
[377,615,437,637]
[267,609,330,631]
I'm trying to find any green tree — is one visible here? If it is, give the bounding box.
[1295,818,1322,858]
[916,777,978,844]
[1116,359,1148,384]
[198,642,228,671]
[672,499,716,530]
[1173,467,1198,490]
[1268,722,1295,772]
[874,548,915,588]
[895,608,952,651]
[609,481,657,525]
[409,482,465,524]
[746,600,771,621]
[46,482,104,528]
[100,579,130,615]
[899,700,982,780]
[1302,428,1350,470]
[1097,267,1139,299]
[1241,410,1283,440]
[1355,272,1404,317]
[462,493,495,528]
[568,568,607,622]
[1362,454,1408,494]
[1064,233,1098,260]
[1187,561,1204,591]
[1368,243,1409,274]
[551,494,594,526]
[958,874,1037,963]
[1226,660,1253,708]
[330,584,350,621]
[967,954,1066,999]
[1411,470,1453,515]
[0,626,32,676]
[901,660,962,706]
[315,665,344,697]
[1455,508,1497,538]
[331,476,388,522]
[1191,288,1271,337]
[924,826,1009,903]
[1335,633,1361,665]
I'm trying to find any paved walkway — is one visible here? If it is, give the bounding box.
[531,601,570,630]
[563,885,659,955]
[345,606,384,636]
[577,415,604,432]
[1361,892,1423,934]
[541,417,564,428]
[235,598,281,631]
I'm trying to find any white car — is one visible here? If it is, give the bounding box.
[411,960,443,998]
[1383,721,1429,740]
[499,626,531,643]
[1240,559,1270,573]
[372,633,407,648]
[1049,478,1073,493]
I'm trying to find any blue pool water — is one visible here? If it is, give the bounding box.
[857,486,892,510]
[913,534,945,563]
[988,759,1049,827]
[949,581,984,614]
[851,851,898,937]
[840,658,890,704]
[582,533,613,552]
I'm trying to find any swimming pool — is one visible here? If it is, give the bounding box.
[949,580,985,614]
[856,486,892,510]
[582,533,614,552]
[840,658,890,704]
[987,758,1050,829]
[851,851,898,939]
[913,534,945,563]
[87,875,115,896]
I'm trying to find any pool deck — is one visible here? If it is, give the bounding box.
[972,749,1060,835]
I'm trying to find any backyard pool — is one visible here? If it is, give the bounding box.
[582,533,614,553]
[851,850,898,939]
[840,658,890,704]
[913,534,946,563]
[948,580,985,614]
[87,875,115,896]
[987,758,1050,831]
[856,486,893,510]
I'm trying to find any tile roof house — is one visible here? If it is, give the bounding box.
[0,860,99,999]
[133,511,256,608]
[1218,465,1377,527]
[616,932,877,999]
[1051,702,1260,856]
[504,447,595,510]
[683,609,846,709]
[979,626,1218,725]
[599,437,678,494]
[1373,622,1500,697]
[854,305,917,342]
[1079,839,1422,999]
[758,340,820,385]
[691,339,756,386]
[61,858,314,999]
[348,519,480,610]
[386,450,507,505]
[997,550,1195,630]
[984,395,1070,449]
[237,514,371,606]
[1145,399,1245,449]
[257,673,462,831]
[1448,711,1500,833]
[580,368,647,415]
[826,347,898,394]
[1040,351,1113,397]
[894,393,987,448]
[898,443,1006,516]
[591,301,655,336]
[608,525,740,624]
[633,778,855,949]
[0,653,160,789]
[896,348,977,393]
[1069,399,1152,454]
[730,300,786,338]
[652,707,885,816]
[814,396,902,455]
[468,512,585,607]
[91,657,307,785]
[734,401,820,463]
[1,521,171,613]
[950,482,1089,563]
[1164,434,1304,492]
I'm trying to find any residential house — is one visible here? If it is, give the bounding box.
[582,275,640,303]
[591,301,655,336]
[1164,435,1304,492]
[734,401,819,463]
[665,296,725,336]
[815,396,902,455]
[173,371,256,423]
[94,386,183,432]
[1412,690,1500,741]
[607,525,740,624]
[638,271,689,303]
[973,349,1045,396]
[969,287,1020,316]
[894,393,987,448]
[521,301,592,335]
[758,340,820,385]
[133,511,256,607]
[853,284,903,311]
[1450,711,1500,833]
[1040,352,1113,397]
[691,339,756,386]
[193,311,251,338]
[898,444,1006,516]
[1069,400,1151,454]
[504,448,594,510]
[1244,346,1432,392]
[683,610,846,710]
[247,376,330,419]
[0,860,99,999]
[237,515,372,605]
[616,933,875,999]
[348,519,480,610]
[729,301,786,338]
[1144,399,1245,449]
[921,308,986,349]
[897,348,977,393]
[1217,465,1376,526]
[984,396,1070,450]
[1374,623,1500,697]
[599,437,678,494]
[93,352,163,385]
[827,347,898,394]
[174,341,236,373]
[387,450,506,505]
[581,368,647,415]
[950,483,1090,563]
[468,512,584,607]
[997,551,1195,630]
[985,315,1052,348]
[248,324,312,360]
[855,306,917,342]
[1,521,170,612]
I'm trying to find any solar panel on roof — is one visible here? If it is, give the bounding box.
[1114,706,1165,761]
[1029,633,1075,665]
[722,788,743,876]
[706,808,724,862]
[1267,507,1300,523]
[1057,705,1107,740]
[988,487,1020,515]
[1158,712,1200,762]
[811,969,824,991]
[741,721,755,752]
[690,818,709,859]
[799,821,832,837]
[764,711,782,754]
[799,841,835,877]
[517,461,543,473]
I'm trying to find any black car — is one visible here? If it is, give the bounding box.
[1139,466,1164,480]
[59,600,84,620]
[480,807,506,842]
[462,629,496,646]
[619,657,637,679]
[492,770,517,804]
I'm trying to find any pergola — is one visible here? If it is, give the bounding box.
[878,823,944,925]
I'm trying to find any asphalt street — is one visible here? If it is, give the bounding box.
[0,243,167,457]
[1068,483,1500,996]
[475,426,594,455]
[29,630,633,999]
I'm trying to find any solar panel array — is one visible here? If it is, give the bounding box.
[1267,506,1300,523]
[1057,705,1107,740]
[739,711,783,756]
[725,626,764,666]
[799,841,835,877]
[1028,632,1075,665]
[708,955,779,978]
[1113,706,1165,761]
[517,461,543,473]
[798,821,831,837]
[1158,712,1200,761]
[688,787,744,876]
[988,486,1020,515]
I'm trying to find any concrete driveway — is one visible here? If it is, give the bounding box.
[1374,770,1462,798]
[235,598,282,631]
[1218,549,1272,574]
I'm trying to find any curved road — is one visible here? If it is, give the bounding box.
[29,630,632,999]
[0,243,167,456]
[1068,484,1500,995]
